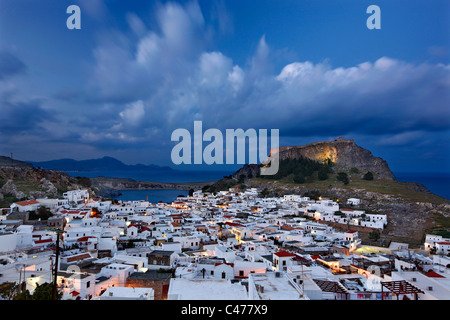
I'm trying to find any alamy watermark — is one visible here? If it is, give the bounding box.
[65,4,380,31]
[171,121,279,175]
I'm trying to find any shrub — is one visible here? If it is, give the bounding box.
[363,171,374,180]
[337,172,349,185]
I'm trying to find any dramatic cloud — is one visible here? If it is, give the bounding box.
[84,0,449,138]
[0,51,26,80]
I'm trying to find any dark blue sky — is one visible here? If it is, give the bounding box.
[0,0,449,173]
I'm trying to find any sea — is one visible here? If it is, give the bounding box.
[66,169,234,203]
[66,169,450,202]
[394,172,450,200]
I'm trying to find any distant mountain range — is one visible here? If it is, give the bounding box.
[30,156,173,172]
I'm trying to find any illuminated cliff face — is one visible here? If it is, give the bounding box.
[278,143,340,163]
[278,139,396,180]
[302,145,338,163]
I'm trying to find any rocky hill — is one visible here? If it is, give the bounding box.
[277,137,396,180]
[0,156,33,169]
[89,176,211,198]
[207,138,396,190]
[0,166,92,204]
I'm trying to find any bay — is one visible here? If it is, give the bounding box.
[66,169,450,201]
[394,172,450,200]
[66,169,233,183]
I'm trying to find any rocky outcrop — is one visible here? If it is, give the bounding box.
[209,138,396,192]
[89,176,211,198]
[0,156,33,168]
[277,138,396,180]
[205,164,261,193]
[0,180,26,199]
[39,178,58,195]
[0,167,90,201]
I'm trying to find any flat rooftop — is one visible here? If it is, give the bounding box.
[168,278,248,300]
[250,272,307,300]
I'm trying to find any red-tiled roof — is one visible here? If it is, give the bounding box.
[77,236,96,242]
[425,270,445,278]
[225,222,245,228]
[16,200,39,206]
[293,256,310,262]
[274,250,295,258]
[66,253,91,263]
[34,238,52,244]
[437,242,450,246]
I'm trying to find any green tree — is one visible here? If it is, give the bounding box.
[368,230,381,242]
[260,188,270,198]
[188,188,194,197]
[303,190,321,201]
[293,173,305,184]
[350,167,359,174]
[318,167,329,180]
[363,171,374,180]
[0,282,19,300]
[337,172,349,185]
[13,282,62,300]
[28,206,53,221]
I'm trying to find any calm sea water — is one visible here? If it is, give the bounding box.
[66,169,449,201]
[66,169,234,183]
[394,172,450,200]
[66,169,232,203]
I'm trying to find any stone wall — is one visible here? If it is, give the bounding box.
[126,272,172,300]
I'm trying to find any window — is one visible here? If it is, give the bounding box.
[86,281,90,288]
[239,270,244,277]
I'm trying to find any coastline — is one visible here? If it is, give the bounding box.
[89,176,214,198]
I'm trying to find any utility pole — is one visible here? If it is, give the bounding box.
[301,263,304,298]
[18,265,22,293]
[52,230,61,300]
